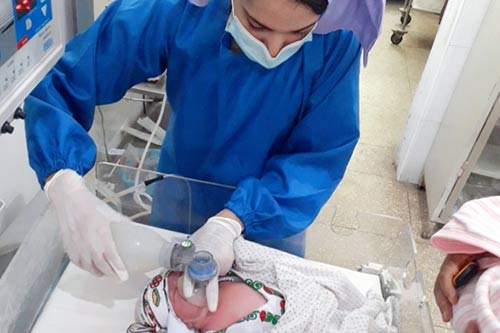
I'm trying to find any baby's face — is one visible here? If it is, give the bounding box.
[167,272,210,330]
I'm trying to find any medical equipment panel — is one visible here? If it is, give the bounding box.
[0,0,63,134]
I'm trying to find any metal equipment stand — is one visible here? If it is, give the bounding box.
[391,0,414,45]
[391,0,448,45]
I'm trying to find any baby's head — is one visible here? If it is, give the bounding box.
[129,270,283,333]
[130,271,211,332]
[167,272,211,329]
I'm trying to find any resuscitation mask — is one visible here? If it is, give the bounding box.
[225,2,316,69]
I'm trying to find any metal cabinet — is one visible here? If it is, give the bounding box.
[424,94,500,236]
[425,100,500,235]
[422,0,500,236]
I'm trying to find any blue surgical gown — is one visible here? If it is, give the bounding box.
[24,0,361,254]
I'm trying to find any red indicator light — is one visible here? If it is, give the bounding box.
[15,4,22,11]
[25,6,31,11]
[16,35,29,50]
[22,0,29,5]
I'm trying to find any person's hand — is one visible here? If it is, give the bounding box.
[434,253,476,322]
[183,213,243,312]
[45,169,129,281]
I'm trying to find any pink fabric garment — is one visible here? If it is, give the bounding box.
[431,196,500,333]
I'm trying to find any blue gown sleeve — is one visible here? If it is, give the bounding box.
[24,0,184,186]
[226,33,361,240]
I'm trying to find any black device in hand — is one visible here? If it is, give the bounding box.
[453,261,479,289]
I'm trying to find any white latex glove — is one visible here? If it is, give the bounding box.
[45,169,129,281]
[183,216,242,312]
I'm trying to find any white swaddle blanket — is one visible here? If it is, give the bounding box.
[232,238,399,333]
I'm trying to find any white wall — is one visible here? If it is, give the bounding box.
[396,0,492,184]
[93,0,114,18]
[57,0,76,43]
[413,0,446,14]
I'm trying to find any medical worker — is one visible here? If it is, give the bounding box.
[25,0,384,311]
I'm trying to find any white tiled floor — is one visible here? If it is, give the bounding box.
[305,2,454,332]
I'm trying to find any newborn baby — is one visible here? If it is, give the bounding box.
[128,270,285,333]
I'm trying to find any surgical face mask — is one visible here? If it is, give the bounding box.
[225,3,316,69]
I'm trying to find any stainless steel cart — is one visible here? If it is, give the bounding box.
[391,0,415,45]
[391,0,448,45]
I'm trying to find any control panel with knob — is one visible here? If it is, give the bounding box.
[0,0,64,136]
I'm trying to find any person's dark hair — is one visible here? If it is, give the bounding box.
[297,0,328,15]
